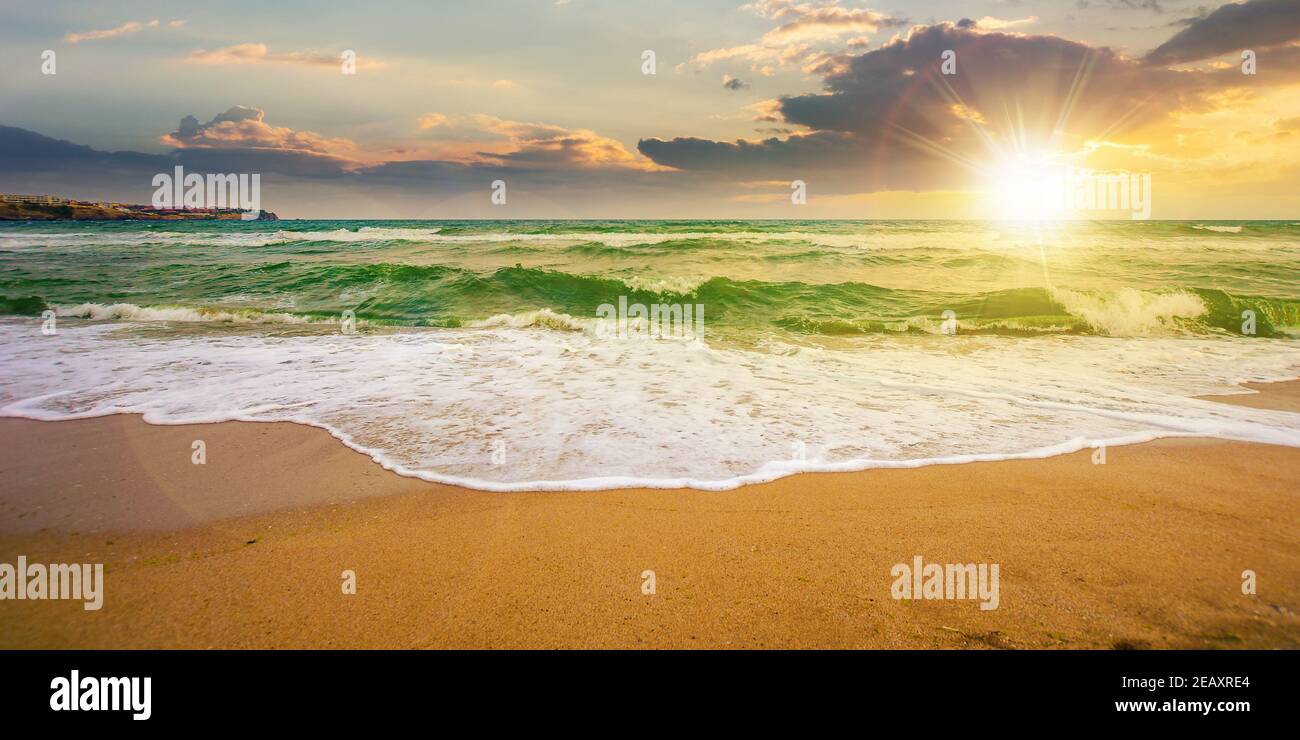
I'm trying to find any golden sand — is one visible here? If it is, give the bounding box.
[0,382,1297,649]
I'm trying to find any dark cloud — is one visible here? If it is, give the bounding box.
[0,106,662,210]
[642,25,1188,186]
[1110,0,1164,12]
[723,75,749,91]
[1077,0,1166,9]
[0,126,166,171]
[0,125,694,218]
[1145,0,1300,66]
[1168,5,1213,27]
[638,18,1300,195]
[637,129,954,191]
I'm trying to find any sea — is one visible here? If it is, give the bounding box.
[2,219,1298,490]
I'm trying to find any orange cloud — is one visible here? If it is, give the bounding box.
[972,16,1037,31]
[470,115,657,169]
[185,43,386,70]
[682,1,904,74]
[758,1,896,43]
[418,113,452,130]
[161,106,357,159]
[409,113,660,170]
[65,19,179,44]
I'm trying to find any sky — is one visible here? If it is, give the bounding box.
[1,0,1298,218]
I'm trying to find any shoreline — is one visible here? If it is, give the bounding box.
[1193,379,1300,413]
[0,379,1297,648]
[3,376,1297,500]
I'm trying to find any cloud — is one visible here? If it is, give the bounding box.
[65,19,179,44]
[755,0,901,42]
[683,1,905,75]
[640,19,1300,192]
[723,74,749,90]
[418,113,452,129]
[1145,0,1300,66]
[161,106,358,160]
[406,113,660,170]
[15,5,1300,217]
[185,43,385,69]
[444,78,521,89]
[747,99,784,122]
[972,16,1038,30]
[1076,0,1166,10]
[2,113,671,215]
[0,125,164,170]
[1106,0,1165,11]
[1276,116,1300,132]
[467,115,655,170]
[0,124,351,186]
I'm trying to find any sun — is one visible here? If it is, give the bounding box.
[983,154,1074,222]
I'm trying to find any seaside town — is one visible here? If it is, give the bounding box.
[0,193,276,220]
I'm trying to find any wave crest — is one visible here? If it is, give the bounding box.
[1049,288,1207,336]
[54,302,320,325]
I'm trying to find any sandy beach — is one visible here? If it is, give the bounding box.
[0,382,1296,649]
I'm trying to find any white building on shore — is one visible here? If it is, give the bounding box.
[0,194,73,205]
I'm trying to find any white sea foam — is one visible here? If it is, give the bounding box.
[622,274,710,294]
[54,302,318,324]
[2,318,1297,491]
[1,225,1292,257]
[0,228,902,251]
[1049,287,1208,336]
[468,308,594,332]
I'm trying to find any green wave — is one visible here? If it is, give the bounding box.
[5,260,1297,338]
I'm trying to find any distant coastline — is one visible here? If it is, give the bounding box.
[0,194,277,221]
